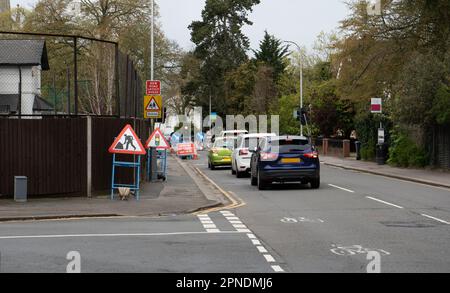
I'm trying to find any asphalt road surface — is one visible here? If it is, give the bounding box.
[0,152,449,273]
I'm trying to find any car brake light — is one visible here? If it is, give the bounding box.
[239,148,249,156]
[303,152,319,159]
[261,152,278,161]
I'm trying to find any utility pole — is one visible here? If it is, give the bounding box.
[283,41,303,136]
[150,0,154,81]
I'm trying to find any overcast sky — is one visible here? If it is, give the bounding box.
[13,0,351,51]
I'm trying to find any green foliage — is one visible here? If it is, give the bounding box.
[354,110,391,161]
[432,84,450,125]
[388,130,428,168]
[187,0,261,117]
[253,31,289,81]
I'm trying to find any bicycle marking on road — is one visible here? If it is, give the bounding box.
[330,244,391,257]
[219,211,286,273]
[328,184,355,193]
[421,214,450,225]
[365,196,404,209]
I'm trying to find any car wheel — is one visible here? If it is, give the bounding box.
[231,161,236,175]
[251,170,257,186]
[310,177,320,189]
[257,168,269,190]
[211,163,216,170]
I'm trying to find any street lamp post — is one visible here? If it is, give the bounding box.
[283,41,303,136]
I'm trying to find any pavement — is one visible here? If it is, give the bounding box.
[0,155,224,222]
[0,151,449,273]
[321,155,450,189]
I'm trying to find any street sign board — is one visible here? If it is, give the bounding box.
[146,128,170,149]
[109,124,146,155]
[371,98,382,113]
[144,95,163,119]
[177,143,196,157]
[378,128,385,144]
[146,80,161,95]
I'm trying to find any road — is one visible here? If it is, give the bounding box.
[0,152,449,273]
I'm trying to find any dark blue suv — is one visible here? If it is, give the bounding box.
[250,136,320,190]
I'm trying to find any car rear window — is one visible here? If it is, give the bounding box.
[244,138,262,149]
[266,139,310,153]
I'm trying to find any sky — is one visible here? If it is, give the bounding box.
[12,0,351,51]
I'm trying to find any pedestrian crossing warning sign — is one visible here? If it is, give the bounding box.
[108,124,146,155]
[144,95,162,119]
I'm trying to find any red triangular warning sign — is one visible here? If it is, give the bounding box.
[109,124,146,155]
[145,97,160,111]
[146,128,170,149]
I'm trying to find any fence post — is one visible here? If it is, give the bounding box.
[323,138,329,156]
[86,116,92,198]
[73,37,78,115]
[343,139,350,158]
[18,66,22,119]
[115,43,120,117]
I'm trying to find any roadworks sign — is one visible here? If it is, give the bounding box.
[109,124,146,155]
[144,95,162,119]
[146,128,170,149]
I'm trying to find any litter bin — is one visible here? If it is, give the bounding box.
[355,141,362,161]
[376,143,388,165]
[14,176,27,202]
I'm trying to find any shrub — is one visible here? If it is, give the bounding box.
[387,131,428,168]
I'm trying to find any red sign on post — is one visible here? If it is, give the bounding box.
[146,80,161,95]
[177,143,196,157]
[371,98,382,114]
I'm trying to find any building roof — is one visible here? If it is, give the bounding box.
[0,40,49,70]
[0,94,54,114]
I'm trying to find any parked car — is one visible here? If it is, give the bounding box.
[231,133,276,178]
[250,136,320,190]
[207,137,238,170]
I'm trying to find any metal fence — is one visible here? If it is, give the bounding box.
[0,31,143,118]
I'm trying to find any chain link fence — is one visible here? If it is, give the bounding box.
[0,31,143,118]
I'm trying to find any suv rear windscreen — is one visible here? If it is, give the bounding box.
[266,139,310,153]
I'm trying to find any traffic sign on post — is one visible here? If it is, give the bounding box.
[144,95,163,119]
[146,80,161,95]
[108,124,146,155]
[371,98,382,113]
[146,128,170,149]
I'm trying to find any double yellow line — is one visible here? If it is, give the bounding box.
[192,166,246,215]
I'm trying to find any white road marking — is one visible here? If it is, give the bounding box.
[264,255,276,263]
[228,221,243,224]
[221,213,286,272]
[200,220,214,224]
[206,229,221,233]
[328,184,355,193]
[257,246,268,253]
[421,214,450,225]
[366,196,404,209]
[252,240,261,245]
[0,231,242,240]
[198,215,220,232]
[271,265,284,273]
[203,224,218,229]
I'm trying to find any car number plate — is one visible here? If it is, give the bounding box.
[281,158,301,164]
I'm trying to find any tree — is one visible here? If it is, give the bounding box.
[188,0,261,117]
[253,31,289,81]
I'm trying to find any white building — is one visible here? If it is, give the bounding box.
[0,39,52,115]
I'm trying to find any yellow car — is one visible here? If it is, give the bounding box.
[208,137,237,170]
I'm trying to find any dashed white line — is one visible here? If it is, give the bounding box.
[263,255,276,263]
[366,196,404,209]
[328,184,355,193]
[197,215,220,232]
[271,265,284,272]
[220,213,285,273]
[257,246,268,253]
[421,214,450,225]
